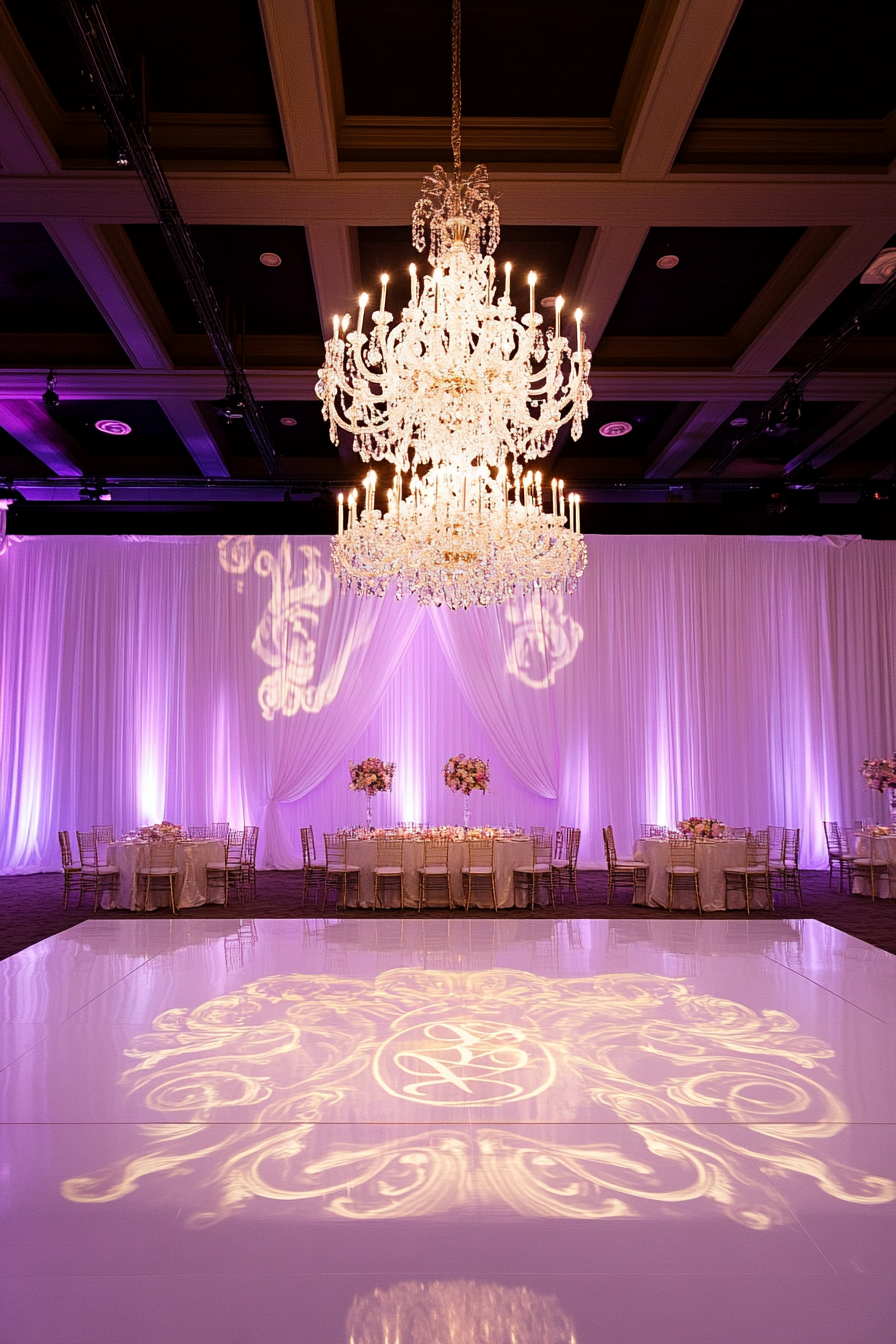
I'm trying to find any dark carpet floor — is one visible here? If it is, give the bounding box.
[1,867,893,960]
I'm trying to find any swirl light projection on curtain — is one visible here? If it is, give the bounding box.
[503,592,583,690]
[346,1280,577,1344]
[61,969,894,1229]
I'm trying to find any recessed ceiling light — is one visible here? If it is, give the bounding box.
[540,296,559,310]
[656,255,679,270]
[599,421,632,437]
[260,252,282,267]
[279,416,297,426]
[95,419,131,435]
[729,417,749,427]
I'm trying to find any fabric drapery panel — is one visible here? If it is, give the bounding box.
[1,533,894,875]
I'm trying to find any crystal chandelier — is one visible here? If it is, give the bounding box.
[316,0,590,608]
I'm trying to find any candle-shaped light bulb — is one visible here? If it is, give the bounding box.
[551,478,558,515]
[379,273,389,313]
[409,263,417,305]
[337,491,344,535]
[558,479,565,522]
[504,261,512,300]
[357,292,368,334]
[332,314,340,341]
[528,271,537,318]
[535,470,543,509]
[341,313,350,332]
[555,294,564,339]
[574,307,583,355]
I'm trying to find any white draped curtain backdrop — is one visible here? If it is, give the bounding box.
[1,532,894,874]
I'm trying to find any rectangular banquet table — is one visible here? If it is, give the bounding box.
[852,833,896,898]
[342,836,537,909]
[104,838,223,911]
[632,836,772,911]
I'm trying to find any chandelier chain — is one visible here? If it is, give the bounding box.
[451,0,462,173]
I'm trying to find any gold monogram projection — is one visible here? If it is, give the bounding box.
[62,968,894,1228]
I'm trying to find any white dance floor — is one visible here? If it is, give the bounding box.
[1,917,894,1344]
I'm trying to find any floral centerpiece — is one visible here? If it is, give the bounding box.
[349,756,395,827]
[444,754,490,827]
[138,822,185,843]
[677,817,722,839]
[861,754,896,826]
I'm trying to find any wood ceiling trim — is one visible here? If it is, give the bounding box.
[165,335,325,367]
[257,0,342,178]
[614,0,743,179]
[157,398,229,477]
[569,226,651,348]
[56,112,288,171]
[0,4,60,173]
[305,222,359,337]
[644,399,743,478]
[676,115,896,172]
[336,116,620,167]
[0,399,82,475]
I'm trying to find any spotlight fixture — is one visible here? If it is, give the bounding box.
[656,255,679,270]
[113,147,130,168]
[259,252,281,267]
[95,419,131,435]
[729,416,749,427]
[78,477,112,503]
[42,369,59,411]
[279,416,297,426]
[599,421,632,437]
[214,388,246,423]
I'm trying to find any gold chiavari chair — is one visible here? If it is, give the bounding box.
[551,827,581,905]
[76,830,120,912]
[553,827,570,860]
[603,826,648,906]
[206,830,245,907]
[823,821,843,887]
[373,836,405,909]
[299,826,326,908]
[58,830,81,909]
[639,823,666,838]
[418,837,452,911]
[768,826,785,864]
[666,835,702,912]
[92,824,114,852]
[188,824,210,839]
[850,833,889,902]
[137,840,179,915]
[529,825,546,841]
[723,830,771,914]
[211,822,230,841]
[513,837,554,911]
[770,827,803,909]
[839,826,860,893]
[241,825,259,899]
[324,833,361,911]
[462,838,497,912]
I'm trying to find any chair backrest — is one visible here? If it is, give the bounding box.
[531,838,553,869]
[93,825,114,845]
[300,827,315,866]
[76,830,98,867]
[553,827,569,859]
[146,840,176,869]
[188,824,209,839]
[842,826,857,857]
[603,826,617,867]
[669,834,696,864]
[223,831,244,864]
[529,825,546,840]
[324,832,348,868]
[725,826,748,839]
[783,827,800,865]
[467,838,495,869]
[58,830,76,870]
[640,823,665,838]
[375,836,404,868]
[242,825,259,864]
[823,821,841,857]
[566,828,581,869]
[745,831,769,869]
[212,822,230,840]
[423,837,450,867]
[768,826,785,861]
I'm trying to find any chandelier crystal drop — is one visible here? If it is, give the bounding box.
[315,0,590,608]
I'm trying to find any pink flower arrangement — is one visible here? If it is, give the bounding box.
[444,755,490,796]
[348,757,395,796]
[861,755,896,792]
[677,817,723,839]
[138,822,185,842]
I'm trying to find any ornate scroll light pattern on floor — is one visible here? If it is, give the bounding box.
[218,536,356,719]
[315,0,589,609]
[61,968,895,1229]
[346,1280,577,1344]
[504,592,584,690]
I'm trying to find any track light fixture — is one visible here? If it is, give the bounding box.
[78,477,112,503]
[42,369,59,411]
[761,391,802,438]
[213,386,247,423]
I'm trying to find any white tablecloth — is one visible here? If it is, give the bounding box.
[632,837,772,911]
[340,837,537,909]
[105,839,223,910]
[852,834,896,898]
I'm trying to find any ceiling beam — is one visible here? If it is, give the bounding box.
[733,222,896,373]
[644,400,743,477]
[0,3,60,173]
[305,222,359,331]
[785,392,896,472]
[614,0,743,179]
[156,399,230,477]
[43,220,173,370]
[3,368,892,402]
[4,174,896,229]
[257,0,341,178]
[573,226,650,346]
[0,400,82,476]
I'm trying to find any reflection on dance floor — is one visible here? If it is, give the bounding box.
[62,961,893,1228]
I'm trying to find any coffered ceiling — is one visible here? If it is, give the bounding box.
[0,0,894,535]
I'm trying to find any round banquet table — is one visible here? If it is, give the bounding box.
[852,833,896,898]
[632,836,772,911]
[104,838,223,911]
[341,836,537,909]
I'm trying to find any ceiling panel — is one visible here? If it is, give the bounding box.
[335,0,646,118]
[47,400,199,475]
[5,0,279,115]
[555,402,680,462]
[0,423,52,476]
[124,226,321,337]
[0,224,116,335]
[697,0,896,120]
[603,228,805,338]
[694,400,850,467]
[833,412,896,473]
[196,400,339,465]
[805,236,896,338]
